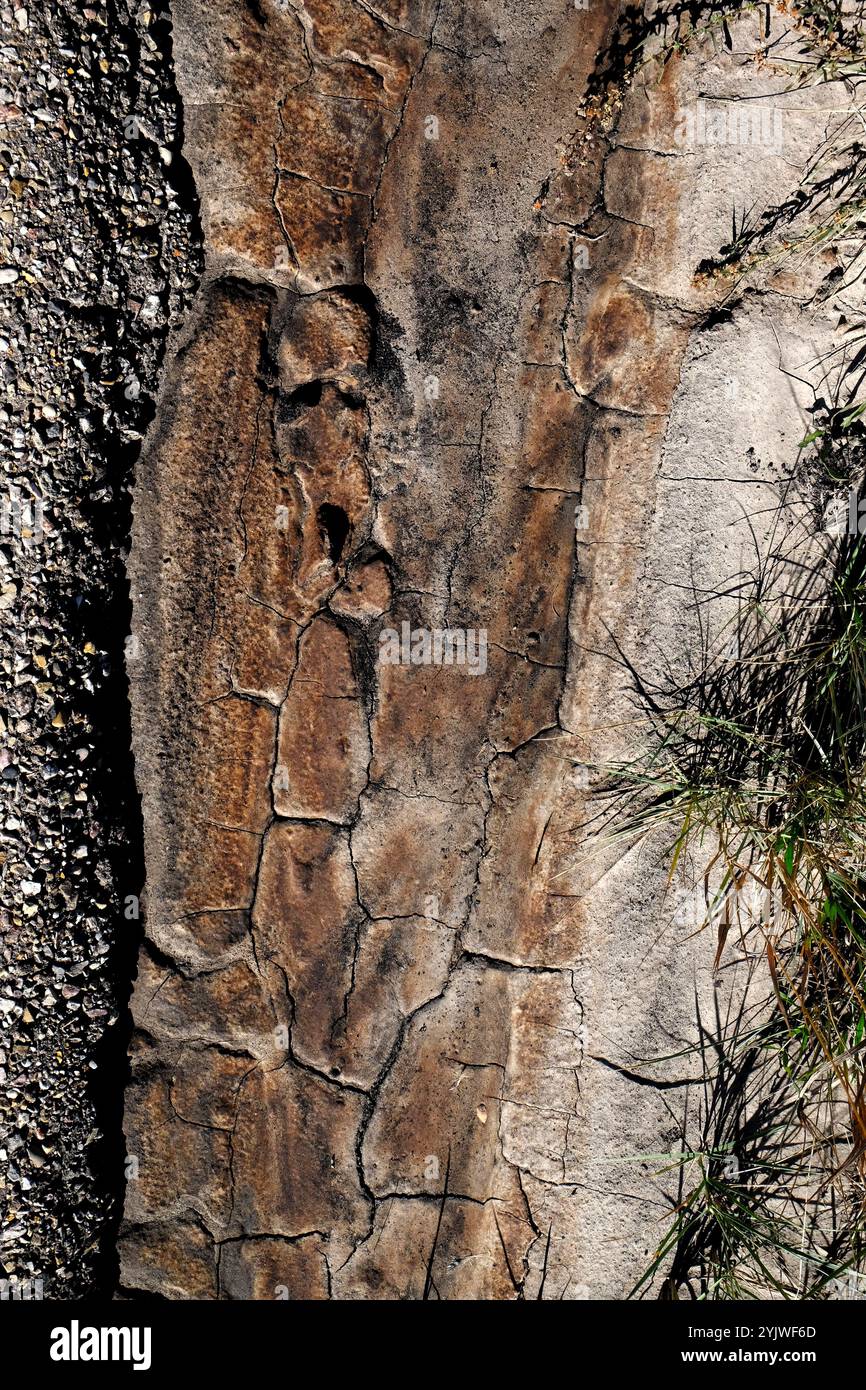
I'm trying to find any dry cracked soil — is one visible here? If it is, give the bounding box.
[1,0,864,1301]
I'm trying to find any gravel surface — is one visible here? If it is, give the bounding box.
[0,0,200,1297]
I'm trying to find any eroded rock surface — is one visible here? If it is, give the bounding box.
[121,0,859,1297]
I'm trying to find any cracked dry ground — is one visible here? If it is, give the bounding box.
[115,0,857,1298]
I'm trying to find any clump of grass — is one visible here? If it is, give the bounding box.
[678,2,866,286]
[610,387,866,1297]
[696,130,866,286]
[600,0,866,1300]
[791,0,866,80]
[627,990,866,1298]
